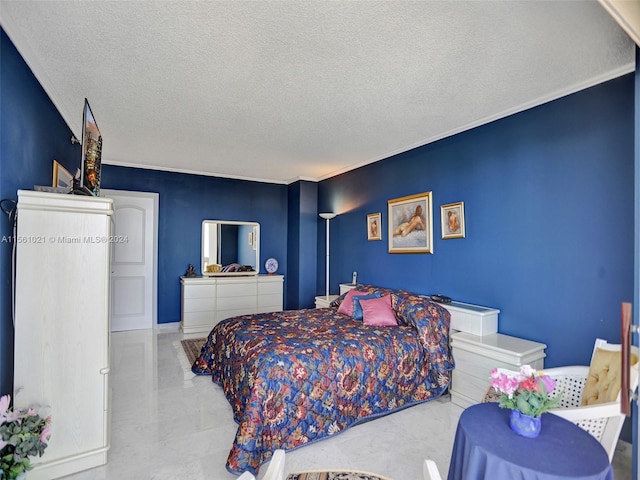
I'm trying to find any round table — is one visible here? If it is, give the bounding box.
[447,402,613,480]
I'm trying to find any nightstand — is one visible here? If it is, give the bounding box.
[440,300,547,408]
[450,331,547,408]
[314,295,339,308]
[339,283,357,294]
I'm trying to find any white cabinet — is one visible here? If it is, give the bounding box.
[443,301,499,336]
[314,295,339,308]
[181,275,283,334]
[13,190,113,479]
[441,300,546,408]
[450,332,547,408]
[339,283,357,294]
[314,283,356,308]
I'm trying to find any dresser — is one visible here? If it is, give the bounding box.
[442,301,547,408]
[14,190,113,479]
[181,275,284,334]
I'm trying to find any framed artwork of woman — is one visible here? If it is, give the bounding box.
[441,202,465,239]
[387,192,433,253]
[367,212,382,241]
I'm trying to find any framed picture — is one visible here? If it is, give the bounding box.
[52,160,73,188]
[367,213,382,241]
[441,201,465,239]
[387,191,433,253]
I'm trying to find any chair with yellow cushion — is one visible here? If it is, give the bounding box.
[542,338,638,462]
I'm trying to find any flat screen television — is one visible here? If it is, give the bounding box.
[80,98,102,196]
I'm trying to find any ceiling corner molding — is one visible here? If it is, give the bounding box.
[286,176,320,185]
[103,160,289,185]
[598,0,640,46]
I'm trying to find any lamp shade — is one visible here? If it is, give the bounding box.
[319,213,337,220]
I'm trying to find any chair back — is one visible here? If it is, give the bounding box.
[423,459,442,480]
[546,338,639,462]
[264,449,286,480]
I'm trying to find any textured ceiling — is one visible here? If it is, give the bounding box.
[0,1,635,184]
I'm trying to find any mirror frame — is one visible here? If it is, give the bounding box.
[201,220,260,276]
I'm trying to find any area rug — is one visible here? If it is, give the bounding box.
[181,337,206,364]
[172,337,206,380]
[286,471,394,480]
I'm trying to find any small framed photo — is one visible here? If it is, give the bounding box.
[441,202,465,239]
[52,160,73,188]
[367,213,382,241]
[388,191,433,254]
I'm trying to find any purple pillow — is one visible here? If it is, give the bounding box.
[352,292,382,320]
[337,289,368,316]
[361,295,398,326]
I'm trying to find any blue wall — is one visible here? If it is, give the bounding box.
[287,181,319,309]
[1,22,637,404]
[100,165,289,324]
[319,74,635,368]
[0,30,82,396]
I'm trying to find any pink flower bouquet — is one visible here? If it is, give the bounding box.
[490,365,561,418]
[0,395,52,479]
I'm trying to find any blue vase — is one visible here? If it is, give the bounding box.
[509,409,542,438]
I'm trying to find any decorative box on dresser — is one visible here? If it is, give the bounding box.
[181,274,283,334]
[442,301,547,408]
[13,190,113,479]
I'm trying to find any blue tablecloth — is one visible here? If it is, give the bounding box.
[447,402,613,480]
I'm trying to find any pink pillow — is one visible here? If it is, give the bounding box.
[337,289,368,316]
[361,295,398,326]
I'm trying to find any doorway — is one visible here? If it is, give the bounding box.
[102,189,158,331]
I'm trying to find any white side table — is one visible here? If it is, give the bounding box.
[450,331,547,408]
[339,283,357,294]
[314,295,339,308]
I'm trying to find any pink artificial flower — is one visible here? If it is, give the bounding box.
[519,376,539,392]
[0,394,9,421]
[520,365,535,377]
[489,369,519,395]
[539,374,557,394]
[40,427,52,444]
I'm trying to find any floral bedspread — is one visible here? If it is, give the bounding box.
[192,285,453,475]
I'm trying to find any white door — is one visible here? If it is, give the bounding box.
[102,189,158,331]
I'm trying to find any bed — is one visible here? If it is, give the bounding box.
[192,284,454,475]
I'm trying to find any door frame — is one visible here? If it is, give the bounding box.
[102,189,159,329]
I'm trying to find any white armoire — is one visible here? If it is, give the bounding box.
[13,190,113,479]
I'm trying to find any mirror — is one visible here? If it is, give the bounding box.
[202,220,260,276]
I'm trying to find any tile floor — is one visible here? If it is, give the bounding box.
[60,327,632,480]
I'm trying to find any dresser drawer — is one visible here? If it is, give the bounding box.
[182,283,216,299]
[451,369,490,403]
[258,293,283,310]
[452,347,544,380]
[182,297,215,313]
[258,281,283,296]
[452,332,546,367]
[216,307,258,322]
[182,310,215,326]
[218,282,258,297]
[217,295,256,310]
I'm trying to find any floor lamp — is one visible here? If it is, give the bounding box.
[319,213,337,297]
